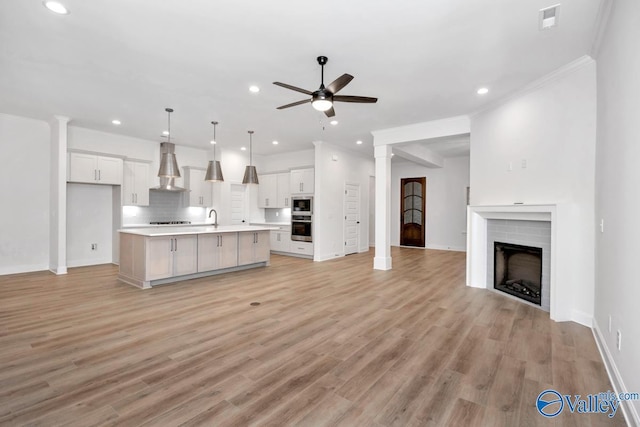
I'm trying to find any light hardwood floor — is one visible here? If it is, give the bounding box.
[0,248,626,426]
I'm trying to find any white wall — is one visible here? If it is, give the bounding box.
[594,0,640,422]
[470,60,597,324]
[66,183,114,267]
[0,113,50,274]
[314,142,374,261]
[391,156,469,251]
[259,149,314,173]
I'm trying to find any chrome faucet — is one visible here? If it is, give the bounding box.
[208,209,218,227]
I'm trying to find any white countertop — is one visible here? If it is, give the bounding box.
[121,222,215,228]
[119,225,278,237]
[250,221,291,226]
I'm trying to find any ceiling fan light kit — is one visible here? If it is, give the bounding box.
[274,56,377,118]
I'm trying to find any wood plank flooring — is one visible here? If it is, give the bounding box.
[0,247,626,426]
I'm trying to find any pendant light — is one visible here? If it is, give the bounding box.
[242,130,259,184]
[158,108,181,178]
[205,121,224,182]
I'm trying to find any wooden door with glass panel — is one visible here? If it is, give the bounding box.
[400,177,426,247]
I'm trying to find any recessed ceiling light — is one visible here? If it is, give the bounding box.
[391,153,395,157]
[356,140,363,145]
[240,147,247,151]
[43,1,69,14]
[477,87,489,95]
[210,140,216,145]
[162,130,170,136]
[249,85,260,93]
[111,119,121,126]
[330,120,338,125]
[272,140,279,145]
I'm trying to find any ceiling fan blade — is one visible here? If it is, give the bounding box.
[324,107,336,118]
[277,99,311,110]
[333,95,378,103]
[327,74,354,95]
[273,82,312,95]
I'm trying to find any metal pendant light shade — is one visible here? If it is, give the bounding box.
[242,130,259,184]
[205,121,224,182]
[242,165,259,185]
[158,108,181,178]
[205,160,224,182]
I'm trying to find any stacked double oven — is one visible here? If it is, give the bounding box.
[291,197,313,242]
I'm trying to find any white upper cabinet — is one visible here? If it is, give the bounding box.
[290,168,314,194]
[277,173,291,208]
[123,160,150,206]
[68,152,123,185]
[183,167,212,207]
[258,172,292,208]
[258,174,278,208]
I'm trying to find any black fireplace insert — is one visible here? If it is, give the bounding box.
[494,241,542,305]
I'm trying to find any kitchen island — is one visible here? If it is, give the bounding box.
[118,225,276,289]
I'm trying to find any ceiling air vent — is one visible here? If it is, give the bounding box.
[539,4,560,30]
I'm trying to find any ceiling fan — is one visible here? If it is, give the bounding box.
[273,56,378,118]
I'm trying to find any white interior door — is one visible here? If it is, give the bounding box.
[230,184,247,225]
[344,183,360,255]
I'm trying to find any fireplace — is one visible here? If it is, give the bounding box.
[494,241,542,305]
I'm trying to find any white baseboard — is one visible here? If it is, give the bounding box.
[314,253,344,262]
[67,258,112,268]
[425,244,467,252]
[570,309,593,328]
[0,263,49,276]
[592,319,640,427]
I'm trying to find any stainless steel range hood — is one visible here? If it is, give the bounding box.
[150,142,189,192]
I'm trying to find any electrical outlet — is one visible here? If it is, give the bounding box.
[508,162,513,172]
[608,315,612,333]
[616,330,622,351]
[600,219,604,233]
[91,243,98,251]
[521,159,527,169]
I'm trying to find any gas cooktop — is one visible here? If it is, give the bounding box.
[149,221,191,225]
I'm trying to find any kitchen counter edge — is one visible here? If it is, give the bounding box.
[118,225,278,237]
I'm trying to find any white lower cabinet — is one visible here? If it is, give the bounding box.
[270,228,291,253]
[289,241,314,256]
[197,233,238,272]
[146,235,198,281]
[238,231,270,265]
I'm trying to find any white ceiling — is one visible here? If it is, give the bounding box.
[0,0,603,157]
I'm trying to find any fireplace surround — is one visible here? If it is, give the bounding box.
[467,204,582,323]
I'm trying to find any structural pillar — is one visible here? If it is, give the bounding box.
[373,144,392,270]
[49,115,69,275]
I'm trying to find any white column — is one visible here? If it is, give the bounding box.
[374,144,392,270]
[49,115,69,275]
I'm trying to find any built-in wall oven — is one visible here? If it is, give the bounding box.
[291,197,313,242]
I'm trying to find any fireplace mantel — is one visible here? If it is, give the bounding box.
[466,204,590,325]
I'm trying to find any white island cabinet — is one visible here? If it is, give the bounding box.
[146,235,198,280]
[238,231,270,265]
[197,233,238,272]
[119,225,276,289]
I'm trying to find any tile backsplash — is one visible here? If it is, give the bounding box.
[122,191,207,226]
